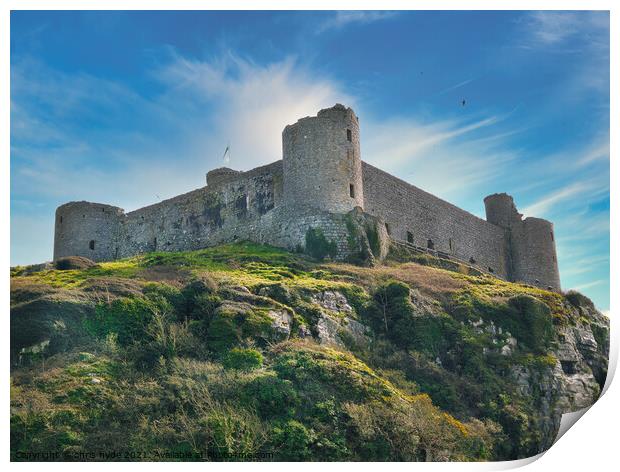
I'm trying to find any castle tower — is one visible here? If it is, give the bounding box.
[484,193,561,291]
[484,193,521,228]
[54,201,124,262]
[206,167,242,187]
[282,104,364,213]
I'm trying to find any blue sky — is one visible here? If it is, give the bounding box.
[10,11,610,311]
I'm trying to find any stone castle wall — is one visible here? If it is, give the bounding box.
[53,161,362,263]
[362,162,509,278]
[53,104,561,291]
[117,161,283,258]
[54,162,282,262]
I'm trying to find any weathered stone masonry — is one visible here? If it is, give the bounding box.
[54,104,561,290]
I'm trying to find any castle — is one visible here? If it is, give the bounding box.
[53,104,561,291]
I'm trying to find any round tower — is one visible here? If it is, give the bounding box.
[282,104,364,213]
[206,167,242,187]
[54,201,124,262]
[511,217,561,291]
[484,193,521,228]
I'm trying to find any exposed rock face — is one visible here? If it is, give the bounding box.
[311,291,353,314]
[510,301,608,453]
[315,312,343,345]
[267,309,294,340]
[310,290,371,348]
[314,312,371,348]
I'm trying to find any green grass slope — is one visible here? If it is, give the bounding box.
[10,242,609,461]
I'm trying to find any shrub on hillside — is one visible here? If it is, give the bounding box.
[85,294,172,347]
[223,348,263,371]
[271,420,315,460]
[206,304,273,353]
[305,228,337,261]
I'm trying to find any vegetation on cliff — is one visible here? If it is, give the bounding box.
[10,242,609,461]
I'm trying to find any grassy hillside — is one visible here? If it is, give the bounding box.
[10,242,609,461]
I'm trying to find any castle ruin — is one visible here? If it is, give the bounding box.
[53,104,561,290]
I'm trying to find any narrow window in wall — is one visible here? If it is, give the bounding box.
[385,223,390,235]
[550,231,554,241]
[349,184,355,198]
[427,239,435,250]
[89,240,95,250]
[407,231,414,244]
[59,216,63,224]
[347,129,352,142]
[449,238,453,252]
[154,237,157,249]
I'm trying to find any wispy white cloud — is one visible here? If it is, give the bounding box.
[11,52,352,265]
[577,139,610,167]
[435,78,475,97]
[521,181,597,217]
[525,11,583,45]
[362,113,516,202]
[316,11,397,33]
[155,52,353,170]
[571,279,606,292]
[521,11,609,48]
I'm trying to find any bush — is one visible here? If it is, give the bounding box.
[84,294,172,347]
[365,224,381,256]
[191,293,222,321]
[180,274,219,318]
[506,295,555,354]
[242,374,299,418]
[565,290,595,310]
[200,406,267,457]
[206,304,273,353]
[223,348,263,371]
[271,420,315,460]
[142,283,184,311]
[368,281,422,349]
[305,228,337,261]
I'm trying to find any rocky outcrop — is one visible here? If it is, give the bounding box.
[267,309,294,340]
[510,299,608,453]
[309,290,371,348]
[311,290,353,314]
